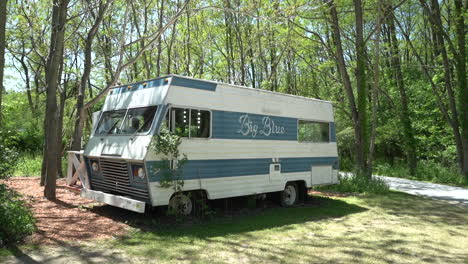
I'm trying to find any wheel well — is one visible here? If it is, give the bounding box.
[285,180,308,201]
[168,189,209,201]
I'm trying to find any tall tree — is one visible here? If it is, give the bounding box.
[384,2,418,175]
[354,0,369,175]
[43,0,69,200]
[454,0,467,178]
[71,0,113,151]
[328,0,369,175]
[0,0,7,126]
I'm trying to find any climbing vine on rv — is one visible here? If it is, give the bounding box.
[150,128,188,194]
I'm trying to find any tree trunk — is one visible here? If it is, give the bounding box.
[424,0,464,172]
[354,0,369,176]
[327,0,363,174]
[71,1,110,151]
[0,0,7,127]
[386,3,418,175]
[57,88,66,179]
[43,0,68,200]
[368,0,382,175]
[156,0,164,76]
[454,0,467,177]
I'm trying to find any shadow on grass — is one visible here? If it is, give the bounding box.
[1,236,130,263]
[89,195,367,238]
[361,191,468,226]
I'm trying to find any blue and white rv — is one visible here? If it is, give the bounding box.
[81,75,339,213]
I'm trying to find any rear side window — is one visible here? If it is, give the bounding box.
[173,108,190,137]
[170,108,211,138]
[190,109,210,138]
[298,120,330,142]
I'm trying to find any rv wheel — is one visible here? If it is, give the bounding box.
[168,193,193,216]
[280,183,298,207]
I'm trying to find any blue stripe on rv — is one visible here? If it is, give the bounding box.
[211,110,298,140]
[145,156,338,182]
[111,77,169,94]
[171,76,217,91]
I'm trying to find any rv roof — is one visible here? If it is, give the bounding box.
[110,74,333,105]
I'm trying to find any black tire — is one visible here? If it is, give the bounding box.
[280,182,299,207]
[168,193,193,216]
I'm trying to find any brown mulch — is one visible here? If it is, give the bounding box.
[2,177,130,245]
[1,177,350,245]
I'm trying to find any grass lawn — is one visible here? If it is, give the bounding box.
[1,191,466,263]
[100,192,468,264]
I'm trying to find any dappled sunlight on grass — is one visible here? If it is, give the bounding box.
[104,192,468,263]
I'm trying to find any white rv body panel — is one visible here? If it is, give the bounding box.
[83,75,339,212]
[102,83,169,111]
[167,84,334,121]
[146,139,337,161]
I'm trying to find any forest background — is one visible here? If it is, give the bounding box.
[0,0,466,199]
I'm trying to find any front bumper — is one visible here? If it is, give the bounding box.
[80,189,146,213]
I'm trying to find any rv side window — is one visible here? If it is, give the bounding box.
[298,120,329,142]
[160,110,170,132]
[190,109,210,138]
[172,108,190,137]
[171,108,211,138]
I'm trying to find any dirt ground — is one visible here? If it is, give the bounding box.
[3,177,131,245]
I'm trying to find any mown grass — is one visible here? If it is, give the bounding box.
[101,192,468,264]
[375,160,468,187]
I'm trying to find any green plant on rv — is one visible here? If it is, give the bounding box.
[150,128,188,215]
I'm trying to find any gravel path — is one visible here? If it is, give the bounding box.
[378,176,468,206]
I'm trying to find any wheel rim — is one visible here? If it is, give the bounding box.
[282,185,297,206]
[169,194,192,215]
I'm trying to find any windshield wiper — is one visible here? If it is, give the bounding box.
[106,120,120,134]
[135,118,153,134]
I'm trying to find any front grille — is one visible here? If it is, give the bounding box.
[90,158,149,200]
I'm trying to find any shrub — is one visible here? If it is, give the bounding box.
[0,130,20,179]
[0,184,36,246]
[374,160,467,187]
[13,154,42,177]
[319,173,390,194]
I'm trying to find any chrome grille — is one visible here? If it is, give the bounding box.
[90,158,149,200]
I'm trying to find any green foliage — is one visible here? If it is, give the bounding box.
[1,92,44,153]
[0,130,20,179]
[0,184,36,246]
[319,174,390,194]
[149,128,187,192]
[375,160,467,187]
[13,154,42,177]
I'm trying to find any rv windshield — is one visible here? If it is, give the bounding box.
[96,106,157,135]
[120,106,157,134]
[96,109,127,135]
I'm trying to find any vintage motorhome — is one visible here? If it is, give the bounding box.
[81,75,339,213]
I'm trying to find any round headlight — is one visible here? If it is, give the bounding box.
[137,168,145,179]
[91,162,99,172]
